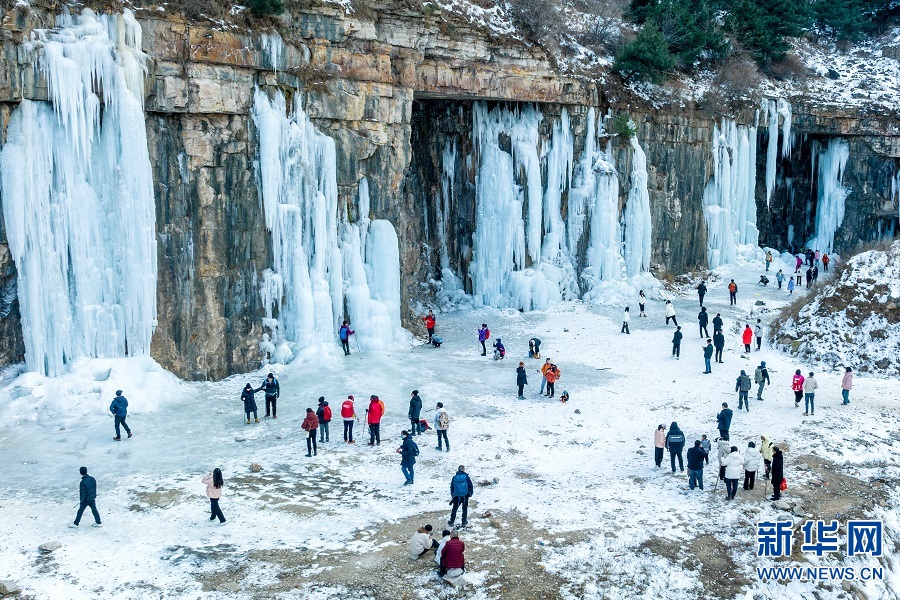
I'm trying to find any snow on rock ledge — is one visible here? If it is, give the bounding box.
[774,241,900,376]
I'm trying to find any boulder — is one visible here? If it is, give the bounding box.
[38,541,61,554]
[250,463,262,473]
[0,580,20,596]
[773,500,792,511]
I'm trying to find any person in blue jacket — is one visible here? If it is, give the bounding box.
[109,390,132,441]
[339,321,355,356]
[398,430,419,485]
[70,466,101,528]
[448,465,474,528]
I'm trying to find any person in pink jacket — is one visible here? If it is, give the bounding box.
[654,424,666,468]
[841,367,853,405]
[202,468,226,524]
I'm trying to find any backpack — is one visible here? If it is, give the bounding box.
[754,367,763,383]
[484,328,490,340]
[341,401,354,418]
[451,473,469,498]
[438,410,450,429]
[668,433,685,445]
[378,399,385,416]
[323,405,332,421]
[412,440,420,457]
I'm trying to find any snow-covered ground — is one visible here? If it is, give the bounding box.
[0,259,898,599]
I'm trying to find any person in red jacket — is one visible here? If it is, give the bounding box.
[366,395,383,446]
[421,310,437,344]
[439,530,466,580]
[791,369,805,408]
[741,324,753,353]
[301,408,319,457]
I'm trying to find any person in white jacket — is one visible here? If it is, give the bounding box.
[409,525,438,559]
[803,372,818,416]
[434,529,452,565]
[621,307,631,334]
[722,446,743,500]
[638,290,647,317]
[742,442,762,490]
[716,437,730,481]
[664,300,678,326]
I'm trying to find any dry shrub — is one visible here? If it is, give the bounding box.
[714,48,762,97]
[577,0,628,52]
[764,52,810,82]
[508,0,565,46]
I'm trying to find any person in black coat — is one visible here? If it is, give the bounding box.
[712,313,724,334]
[686,440,707,490]
[717,403,733,440]
[672,326,683,359]
[408,390,423,436]
[71,467,101,528]
[698,307,709,338]
[260,373,280,419]
[241,383,259,424]
[316,397,331,443]
[770,446,785,500]
[516,362,528,399]
[665,421,686,473]
[697,282,707,306]
[713,331,725,363]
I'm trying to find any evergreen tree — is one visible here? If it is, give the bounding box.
[724,0,812,63]
[814,0,865,42]
[614,24,677,83]
[627,0,725,66]
[247,0,286,16]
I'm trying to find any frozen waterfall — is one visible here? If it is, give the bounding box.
[623,133,652,276]
[702,120,760,269]
[0,9,157,376]
[807,138,850,255]
[251,88,406,362]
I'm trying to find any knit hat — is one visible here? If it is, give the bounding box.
[519,361,524,365]
[761,361,766,367]
[347,394,354,400]
[115,390,123,395]
[318,396,325,404]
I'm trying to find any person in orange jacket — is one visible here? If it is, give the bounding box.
[301,408,319,457]
[741,324,753,353]
[366,395,383,446]
[545,364,561,399]
[728,280,738,305]
[539,358,552,395]
[421,310,437,343]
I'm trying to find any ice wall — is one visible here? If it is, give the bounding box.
[807,138,850,255]
[0,9,157,376]
[252,89,406,360]
[702,119,760,269]
[763,99,778,206]
[623,133,653,276]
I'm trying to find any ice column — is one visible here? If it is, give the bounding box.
[764,99,778,206]
[0,9,157,376]
[623,132,653,276]
[807,138,850,255]
[252,90,405,359]
[777,100,792,159]
[702,120,759,269]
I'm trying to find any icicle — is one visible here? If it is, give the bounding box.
[777,99,792,159]
[260,32,283,73]
[437,139,456,272]
[623,130,652,276]
[765,99,778,207]
[807,138,850,254]
[252,89,406,358]
[0,10,156,376]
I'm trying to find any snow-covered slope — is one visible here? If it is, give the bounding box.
[774,241,900,375]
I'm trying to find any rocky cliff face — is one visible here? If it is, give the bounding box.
[0,1,897,379]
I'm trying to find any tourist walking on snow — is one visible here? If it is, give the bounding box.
[728,279,738,305]
[803,371,818,416]
[787,277,795,294]
[701,434,711,464]
[260,373,280,419]
[110,390,132,441]
[408,390,423,436]
[713,330,725,363]
[241,383,259,424]
[302,408,319,456]
[70,467,101,528]
[722,446,742,500]
[341,395,359,443]
[791,369,805,408]
[795,254,802,273]
[339,321,355,356]
[754,361,770,400]
[654,424,666,468]
[776,269,785,289]
[672,326,683,359]
[712,313,723,334]
[639,290,647,316]
[421,310,437,344]
[755,320,763,351]
[664,300,678,326]
[435,402,450,451]
[367,395,384,446]
[698,307,709,338]
[202,468,226,524]
[813,265,819,282]
[516,362,528,399]
[539,358,552,395]
[735,370,752,412]
[805,267,812,287]
[823,253,831,272]
[316,397,331,443]
[717,402,733,440]
[477,324,490,356]
[741,324,753,353]
[703,338,714,374]
[665,422,686,473]
[770,446,785,501]
[687,440,706,490]
[398,430,419,485]
[621,306,631,334]
[742,442,761,490]
[448,465,473,528]
[545,364,561,398]
[760,434,774,479]
[765,251,773,271]
[841,367,853,405]
[716,437,730,481]
[697,281,707,306]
